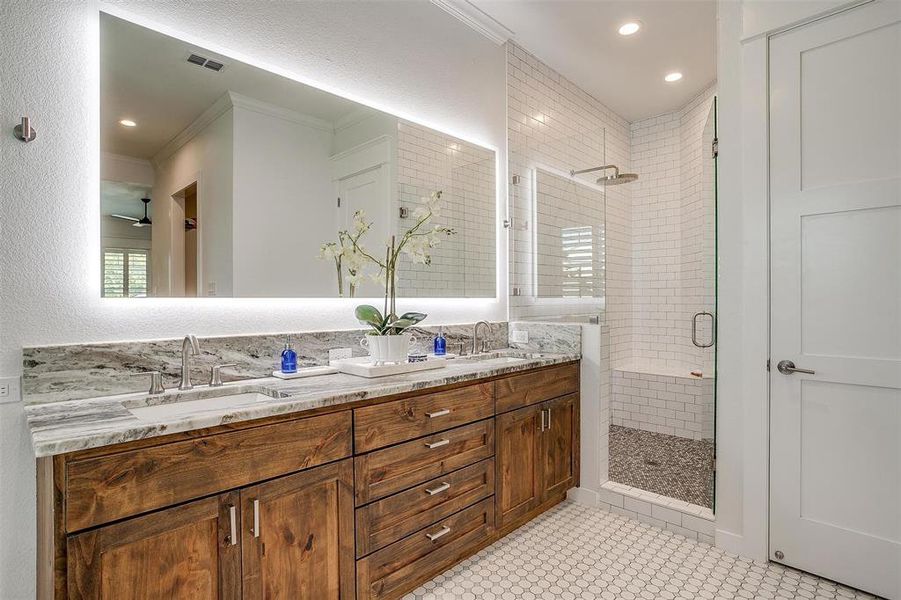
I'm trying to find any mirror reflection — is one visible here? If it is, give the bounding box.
[100,13,496,298]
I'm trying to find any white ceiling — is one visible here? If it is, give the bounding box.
[100,180,152,218]
[101,13,365,159]
[469,0,717,121]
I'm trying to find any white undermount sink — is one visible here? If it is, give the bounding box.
[127,392,271,421]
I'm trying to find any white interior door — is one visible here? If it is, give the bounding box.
[769,2,901,598]
[337,165,391,297]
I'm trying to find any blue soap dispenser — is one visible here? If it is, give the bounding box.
[433,327,446,356]
[281,337,298,374]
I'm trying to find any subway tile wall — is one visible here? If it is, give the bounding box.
[506,43,633,367]
[628,86,716,374]
[396,120,496,297]
[611,369,714,440]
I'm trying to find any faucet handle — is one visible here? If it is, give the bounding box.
[132,371,165,395]
[209,364,237,387]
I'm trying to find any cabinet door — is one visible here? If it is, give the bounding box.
[67,492,241,600]
[495,403,543,528]
[241,459,355,600]
[540,393,578,500]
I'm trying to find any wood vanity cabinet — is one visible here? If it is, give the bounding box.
[495,368,580,531]
[38,361,579,600]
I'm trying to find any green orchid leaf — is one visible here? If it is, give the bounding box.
[355,305,384,330]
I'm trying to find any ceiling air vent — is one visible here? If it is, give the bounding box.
[186,53,225,73]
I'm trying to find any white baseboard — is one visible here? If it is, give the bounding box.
[714,528,747,556]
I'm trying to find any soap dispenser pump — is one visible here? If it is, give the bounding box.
[281,337,298,374]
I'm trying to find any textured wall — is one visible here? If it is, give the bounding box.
[0,1,507,596]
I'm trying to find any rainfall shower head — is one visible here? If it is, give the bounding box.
[570,164,638,186]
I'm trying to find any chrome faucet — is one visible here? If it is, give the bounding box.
[178,334,201,391]
[472,321,492,354]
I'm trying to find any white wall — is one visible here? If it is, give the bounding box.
[153,107,235,296]
[0,1,507,597]
[231,103,336,297]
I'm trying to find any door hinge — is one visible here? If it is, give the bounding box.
[766,358,771,372]
[337,197,341,207]
[711,137,719,159]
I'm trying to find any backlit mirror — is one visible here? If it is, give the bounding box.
[100,13,496,298]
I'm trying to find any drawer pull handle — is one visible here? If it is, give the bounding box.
[251,499,260,538]
[426,409,451,418]
[426,526,451,541]
[424,439,450,449]
[425,482,451,495]
[227,504,237,546]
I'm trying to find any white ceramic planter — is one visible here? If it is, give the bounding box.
[360,333,414,365]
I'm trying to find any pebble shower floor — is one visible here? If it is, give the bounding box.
[404,501,880,600]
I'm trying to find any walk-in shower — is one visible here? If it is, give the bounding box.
[508,94,718,513]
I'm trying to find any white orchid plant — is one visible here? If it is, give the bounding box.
[319,210,371,298]
[320,191,455,334]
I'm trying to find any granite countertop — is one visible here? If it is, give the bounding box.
[25,351,580,457]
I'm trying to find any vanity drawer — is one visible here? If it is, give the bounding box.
[354,419,495,506]
[64,411,352,532]
[354,382,494,453]
[355,458,495,557]
[356,498,495,600]
[496,362,580,413]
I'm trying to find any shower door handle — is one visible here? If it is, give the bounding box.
[691,312,716,348]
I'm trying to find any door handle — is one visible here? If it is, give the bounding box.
[425,409,450,418]
[691,312,716,348]
[424,439,450,449]
[250,499,260,538]
[226,504,237,546]
[776,360,815,375]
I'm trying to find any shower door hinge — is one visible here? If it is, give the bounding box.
[711,137,719,159]
[503,217,513,229]
[337,197,341,207]
[767,358,771,372]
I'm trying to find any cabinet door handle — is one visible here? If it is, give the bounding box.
[539,409,547,432]
[424,439,450,449]
[227,504,237,546]
[426,408,450,418]
[251,499,260,538]
[425,526,451,541]
[425,482,451,495]
[546,407,552,428]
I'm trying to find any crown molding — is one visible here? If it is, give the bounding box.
[152,91,234,168]
[228,91,334,133]
[152,91,335,168]
[430,0,514,46]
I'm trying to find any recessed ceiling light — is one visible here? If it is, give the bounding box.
[119,119,137,127]
[664,72,683,83]
[618,22,641,36]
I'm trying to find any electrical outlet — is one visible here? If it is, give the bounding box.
[329,347,352,361]
[0,376,22,404]
[511,330,529,344]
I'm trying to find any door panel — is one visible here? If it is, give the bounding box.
[67,493,240,600]
[541,394,578,499]
[769,3,901,598]
[241,460,355,600]
[495,404,542,527]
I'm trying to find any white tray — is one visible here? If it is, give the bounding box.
[272,365,339,379]
[330,356,447,378]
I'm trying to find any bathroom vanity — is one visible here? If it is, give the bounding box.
[31,357,580,600]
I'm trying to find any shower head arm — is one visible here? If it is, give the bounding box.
[570,165,620,178]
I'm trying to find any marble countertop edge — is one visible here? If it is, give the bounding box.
[26,353,580,458]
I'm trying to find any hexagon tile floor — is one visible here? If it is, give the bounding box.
[403,501,880,600]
